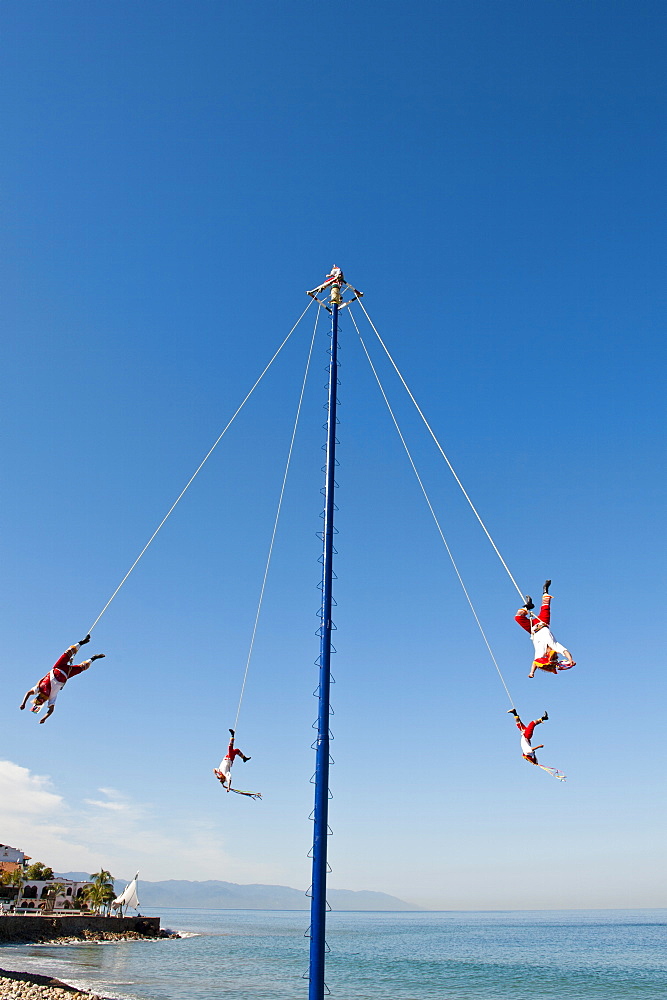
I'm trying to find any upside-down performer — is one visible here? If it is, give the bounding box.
[20,635,105,723]
[214,729,261,798]
[507,708,566,781]
[515,579,575,677]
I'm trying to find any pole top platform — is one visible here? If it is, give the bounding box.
[306,266,363,310]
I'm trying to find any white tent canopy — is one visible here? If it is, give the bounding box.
[112,872,139,912]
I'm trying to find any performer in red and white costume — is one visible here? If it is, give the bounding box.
[20,635,105,723]
[507,708,549,764]
[214,729,251,791]
[515,580,575,677]
[307,265,345,296]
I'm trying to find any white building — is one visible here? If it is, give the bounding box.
[0,843,30,875]
[0,845,26,864]
[18,878,92,912]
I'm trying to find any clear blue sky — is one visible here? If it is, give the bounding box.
[1,0,665,909]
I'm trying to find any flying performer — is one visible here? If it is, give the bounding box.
[20,636,105,723]
[507,708,549,764]
[214,729,252,792]
[515,580,576,677]
[506,707,566,781]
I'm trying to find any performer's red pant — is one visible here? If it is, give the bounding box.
[225,741,243,762]
[515,599,551,633]
[516,719,540,739]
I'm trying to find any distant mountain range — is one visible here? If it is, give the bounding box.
[56,874,420,911]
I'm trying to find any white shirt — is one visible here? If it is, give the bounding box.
[530,624,567,658]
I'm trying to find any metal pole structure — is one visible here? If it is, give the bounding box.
[308,283,341,1000]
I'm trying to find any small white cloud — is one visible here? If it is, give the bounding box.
[84,799,130,812]
[84,787,133,813]
[97,787,123,799]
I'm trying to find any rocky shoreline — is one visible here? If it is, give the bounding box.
[0,967,109,999]
[0,931,178,945]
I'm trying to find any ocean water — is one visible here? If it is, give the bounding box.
[1,908,666,1000]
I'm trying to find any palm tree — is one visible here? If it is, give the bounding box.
[47,881,66,909]
[9,867,25,907]
[83,882,115,914]
[84,870,116,915]
[74,887,89,911]
[91,869,114,888]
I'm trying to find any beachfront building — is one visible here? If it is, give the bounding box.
[17,878,92,913]
[0,844,95,913]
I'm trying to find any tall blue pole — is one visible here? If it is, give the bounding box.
[308,294,340,1000]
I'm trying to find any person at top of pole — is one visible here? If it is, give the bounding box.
[214,729,251,792]
[307,266,345,296]
[20,635,105,723]
[507,708,549,765]
[515,580,576,677]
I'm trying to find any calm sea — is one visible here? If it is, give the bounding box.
[1,908,666,1000]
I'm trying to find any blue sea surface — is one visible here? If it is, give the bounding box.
[1,908,666,1000]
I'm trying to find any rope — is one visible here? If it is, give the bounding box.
[355,299,525,604]
[87,298,316,634]
[233,305,322,730]
[350,310,515,707]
